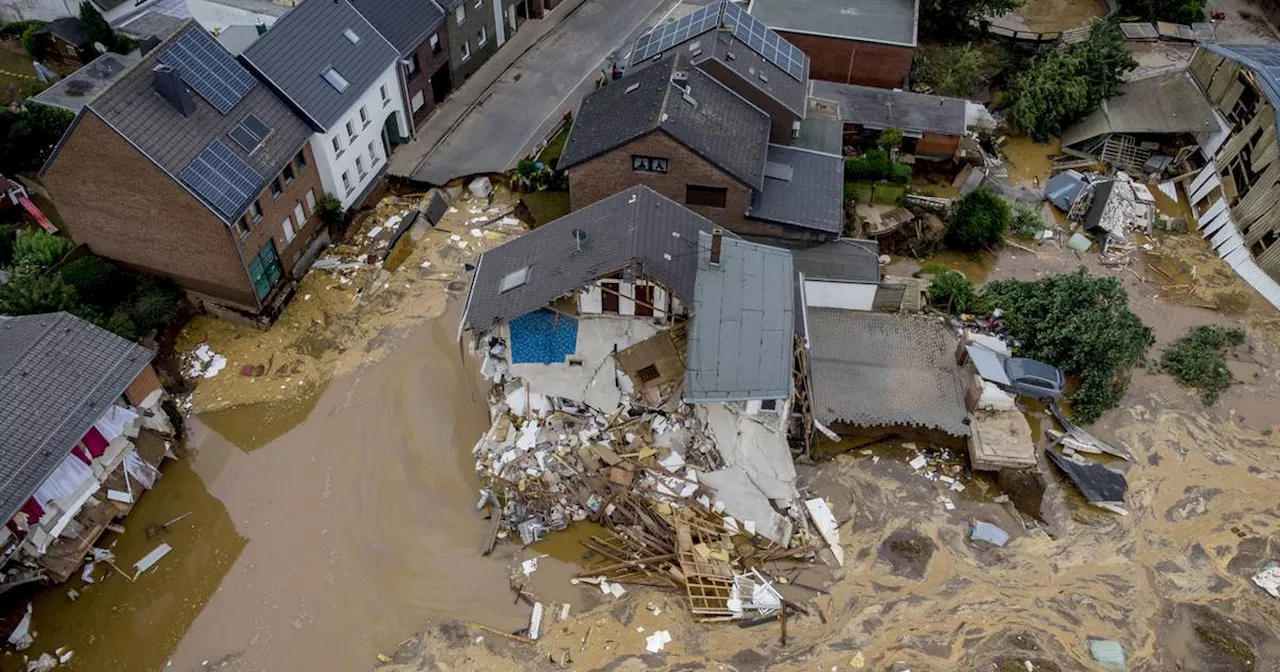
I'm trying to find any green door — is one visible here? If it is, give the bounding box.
[249,242,283,301]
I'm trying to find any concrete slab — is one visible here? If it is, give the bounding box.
[703,403,796,502]
[509,316,661,410]
[701,466,793,545]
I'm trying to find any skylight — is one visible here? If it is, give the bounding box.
[499,267,530,293]
[323,67,349,93]
[227,113,271,153]
[343,28,360,44]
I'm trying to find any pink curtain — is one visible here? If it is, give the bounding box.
[72,446,93,465]
[6,498,45,535]
[82,426,109,458]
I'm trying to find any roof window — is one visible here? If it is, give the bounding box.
[499,267,530,293]
[323,67,349,92]
[228,113,271,153]
[343,28,360,44]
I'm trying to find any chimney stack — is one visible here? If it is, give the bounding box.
[153,65,196,118]
[710,228,722,266]
[139,35,161,55]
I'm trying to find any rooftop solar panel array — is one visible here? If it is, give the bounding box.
[629,0,806,82]
[180,140,264,220]
[159,29,256,115]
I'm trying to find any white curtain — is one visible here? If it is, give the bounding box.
[124,450,160,490]
[33,454,95,505]
[94,404,139,442]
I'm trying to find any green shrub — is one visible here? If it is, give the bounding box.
[1118,0,1205,23]
[12,229,74,269]
[0,225,16,265]
[947,189,1010,252]
[21,24,43,58]
[0,270,80,315]
[985,268,1154,423]
[59,255,130,307]
[99,309,141,341]
[844,149,911,185]
[877,127,904,152]
[0,20,45,39]
[316,194,344,228]
[929,270,985,314]
[0,104,76,174]
[1010,202,1047,239]
[125,278,179,334]
[1160,325,1246,405]
[914,43,993,98]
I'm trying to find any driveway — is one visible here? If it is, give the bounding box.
[397,0,676,185]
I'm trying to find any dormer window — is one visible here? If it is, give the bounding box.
[323,67,349,92]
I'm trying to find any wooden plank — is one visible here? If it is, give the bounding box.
[1207,61,1241,104]
[1190,50,1225,90]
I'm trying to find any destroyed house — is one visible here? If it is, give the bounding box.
[0,313,171,584]
[1184,43,1280,309]
[626,0,810,144]
[559,56,843,242]
[40,23,326,325]
[809,80,968,161]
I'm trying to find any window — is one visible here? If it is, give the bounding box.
[636,365,660,383]
[455,5,465,24]
[323,67,349,92]
[228,114,270,153]
[249,242,283,301]
[461,40,470,61]
[342,28,360,44]
[282,215,295,243]
[632,155,668,173]
[305,188,317,214]
[359,106,369,127]
[234,216,250,239]
[380,84,390,105]
[368,141,379,164]
[250,200,263,222]
[411,90,426,112]
[270,177,282,199]
[293,203,305,228]
[685,185,728,208]
[356,155,366,177]
[477,25,486,47]
[760,399,778,411]
[342,171,352,193]
[346,120,356,140]
[295,149,307,171]
[499,266,530,292]
[473,0,481,7]
[407,53,420,76]
[430,34,441,54]
[332,136,343,156]
[282,163,295,186]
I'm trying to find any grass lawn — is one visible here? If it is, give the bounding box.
[521,191,570,227]
[537,124,571,167]
[845,181,905,206]
[0,40,54,99]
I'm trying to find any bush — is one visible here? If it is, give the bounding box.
[929,270,985,314]
[947,189,1010,252]
[1161,325,1246,405]
[0,20,45,39]
[845,149,911,185]
[1010,202,1046,239]
[125,278,179,334]
[1119,0,1205,23]
[0,225,16,265]
[316,194,343,228]
[985,268,1154,423]
[0,270,81,315]
[0,105,76,175]
[12,229,75,269]
[99,309,141,342]
[59,255,129,307]
[21,24,44,58]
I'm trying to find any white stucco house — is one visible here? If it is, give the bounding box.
[240,0,409,210]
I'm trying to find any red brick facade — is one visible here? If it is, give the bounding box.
[567,133,752,233]
[777,31,913,90]
[124,365,161,406]
[43,111,324,313]
[405,25,452,128]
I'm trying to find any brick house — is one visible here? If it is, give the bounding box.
[437,0,527,85]
[626,0,809,145]
[0,312,175,584]
[41,23,326,324]
[351,0,454,130]
[559,55,843,242]
[747,0,918,90]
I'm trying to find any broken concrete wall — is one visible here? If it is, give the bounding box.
[701,466,793,545]
[702,403,797,503]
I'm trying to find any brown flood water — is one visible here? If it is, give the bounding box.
[18,300,579,671]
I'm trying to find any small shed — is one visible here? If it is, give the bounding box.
[1044,169,1089,212]
[33,18,89,63]
[793,239,881,311]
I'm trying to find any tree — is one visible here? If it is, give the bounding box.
[946,189,1010,251]
[0,225,16,266]
[914,44,995,98]
[929,270,985,314]
[877,127,904,153]
[0,104,75,174]
[0,270,81,315]
[919,0,1023,40]
[12,229,75,269]
[1000,21,1136,141]
[79,1,113,49]
[1119,0,1205,24]
[1161,325,1245,405]
[985,269,1154,423]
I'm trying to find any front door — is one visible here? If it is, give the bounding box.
[600,282,619,313]
[431,68,453,103]
[633,284,654,317]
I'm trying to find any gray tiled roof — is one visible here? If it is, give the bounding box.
[685,233,794,402]
[793,238,880,283]
[461,186,718,333]
[559,56,770,190]
[810,80,966,136]
[0,313,153,525]
[749,0,918,47]
[350,0,445,55]
[794,118,842,154]
[242,0,399,131]
[748,144,844,233]
[84,22,312,225]
[808,309,969,437]
[117,11,186,40]
[35,17,87,46]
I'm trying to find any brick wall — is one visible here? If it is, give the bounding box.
[917,132,959,159]
[43,111,259,310]
[236,142,326,278]
[567,133,752,232]
[697,60,798,144]
[406,25,452,128]
[778,31,913,89]
[124,365,161,406]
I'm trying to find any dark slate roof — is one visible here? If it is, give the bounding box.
[242,0,399,131]
[749,0,918,47]
[810,80,967,137]
[793,238,880,283]
[83,22,312,225]
[685,233,794,402]
[794,118,842,154]
[808,309,970,437]
[0,313,153,525]
[350,0,445,55]
[35,17,87,46]
[559,56,770,190]
[748,144,844,233]
[461,186,718,332]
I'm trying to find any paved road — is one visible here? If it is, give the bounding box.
[400,0,676,185]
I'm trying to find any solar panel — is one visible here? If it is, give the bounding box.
[180,140,264,220]
[158,29,256,115]
[628,1,807,82]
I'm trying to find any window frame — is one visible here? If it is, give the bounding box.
[342,171,353,193]
[460,39,471,61]
[407,53,420,76]
[250,200,264,223]
[685,184,728,209]
[429,33,441,54]
[632,155,668,174]
[477,25,487,47]
[295,149,307,171]
[234,215,250,240]
[270,177,283,199]
[282,163,295,186]
[359,106,370,127]
[455,5,465,24]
